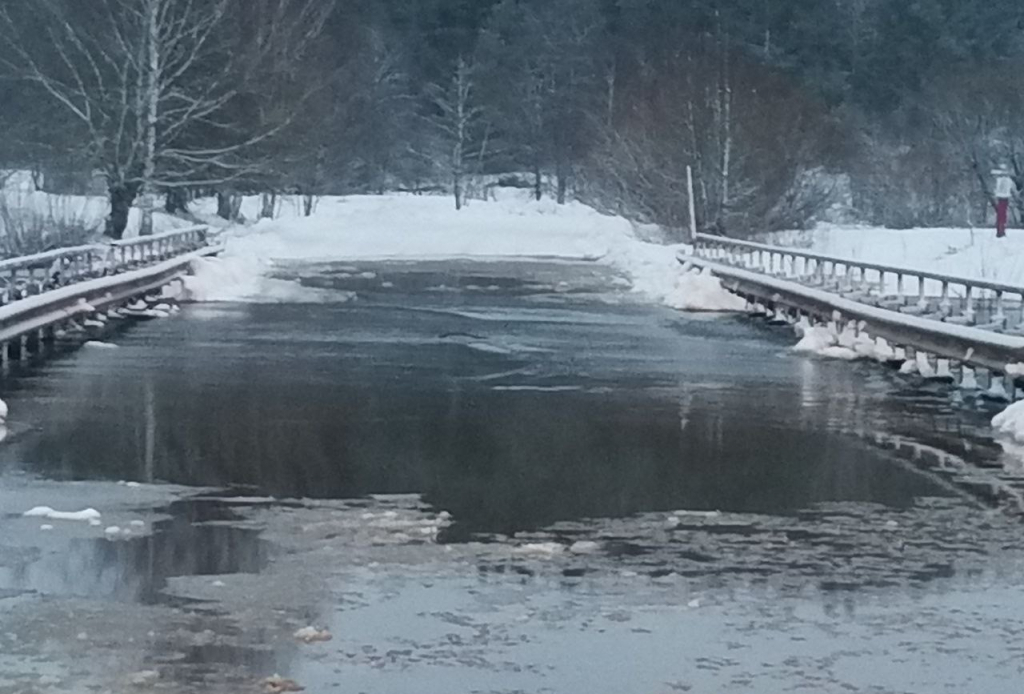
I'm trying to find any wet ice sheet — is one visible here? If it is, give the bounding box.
[292,570,1024,694]
[2,492,1024,693]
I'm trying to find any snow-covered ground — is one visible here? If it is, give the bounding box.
[184,191,740,310]
[774,224,1024,286]
[0,183,195,242]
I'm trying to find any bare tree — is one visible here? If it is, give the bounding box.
[0,0,333,238]
[428,56,486,210]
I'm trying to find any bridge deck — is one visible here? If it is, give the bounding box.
[0,225,218,361]
[685,235,1024,381]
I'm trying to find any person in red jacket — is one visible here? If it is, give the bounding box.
[994,166,1015,238]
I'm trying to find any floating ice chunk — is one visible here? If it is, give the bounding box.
[40,524,54,531]
[513,542,564,557]
[792,326,836,354]
[987,380,1011,402]
[465,341,514,356]
[687,598,701,608]
[569,541,600,554]
[872,338,897,362]
[128,671,160,687]
[294,626,333,643]
[993,401,1024,445]
[673,510,721,519]
[84,341,119,350]
[817,345,860,361]
[24,507,101,522]
[104,526,122,536]
[915,353,937,379]
[0,398,7,423]
[899,359,919,376]
[129,520,146,528]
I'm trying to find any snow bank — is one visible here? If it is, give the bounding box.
[993,402,1024,445]
[0,189,193,240]
[183,191,736,312]
[664,268,747,312]
[779,223,1024,288]
[791,322,897,362]
[793,326,839,354]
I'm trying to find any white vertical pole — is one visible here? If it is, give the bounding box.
[686,165,697,243]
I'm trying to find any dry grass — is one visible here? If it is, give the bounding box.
[0,192,101,257]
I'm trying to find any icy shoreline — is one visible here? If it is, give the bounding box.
[182,192,742,312]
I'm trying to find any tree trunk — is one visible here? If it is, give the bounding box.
[302,194,315,217]
[260,192,277,219]
[106,182,140,239]
[556,160,568,205]
[534,161,542,201]
[454,172,463,211]
[138,0,161,237]
[719,40,732,234]
[605,61,616,129]
[165,188,189,214]
[216,191,242,221]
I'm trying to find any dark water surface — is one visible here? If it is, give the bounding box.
[1,260,1021,693]
[0,260,994,538]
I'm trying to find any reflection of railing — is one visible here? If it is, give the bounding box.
[0,226,210,306]
[693,233,1024,332]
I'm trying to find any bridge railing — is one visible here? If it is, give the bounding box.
[107,225,209,272]
[693,232,1024,329]
[0,226,210,305]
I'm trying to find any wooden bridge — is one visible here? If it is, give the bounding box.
[0,225,218,368]
[681,233,1024,399]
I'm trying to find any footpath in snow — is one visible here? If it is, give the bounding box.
[183,192,743,311]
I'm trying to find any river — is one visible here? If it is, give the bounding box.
[0,259,1022,693]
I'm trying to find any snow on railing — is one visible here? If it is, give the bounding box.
[693,233,1024,333]
[106,226,208,273]
[0,226,210,306]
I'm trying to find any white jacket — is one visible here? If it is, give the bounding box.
[996,174,1015,198]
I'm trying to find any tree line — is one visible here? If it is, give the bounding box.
[0,0,1022,238]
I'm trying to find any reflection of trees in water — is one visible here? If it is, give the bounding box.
[10,333,951,537]
[3,502,265,602]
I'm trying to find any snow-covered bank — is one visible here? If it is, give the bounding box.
[0,188,195,240]
[776,224,1024,287]
[994,401,1024,447]
[184,192,742,311]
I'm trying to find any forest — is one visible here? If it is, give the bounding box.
[0,0,1023,238]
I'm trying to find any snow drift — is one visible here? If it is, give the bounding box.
[182,191,743,312]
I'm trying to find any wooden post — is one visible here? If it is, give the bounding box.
[686,165,697,243]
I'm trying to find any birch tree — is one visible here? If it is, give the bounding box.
[0,0,333,238]
[428,56,485,210]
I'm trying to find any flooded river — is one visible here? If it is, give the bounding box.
[1,259,1023,693]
